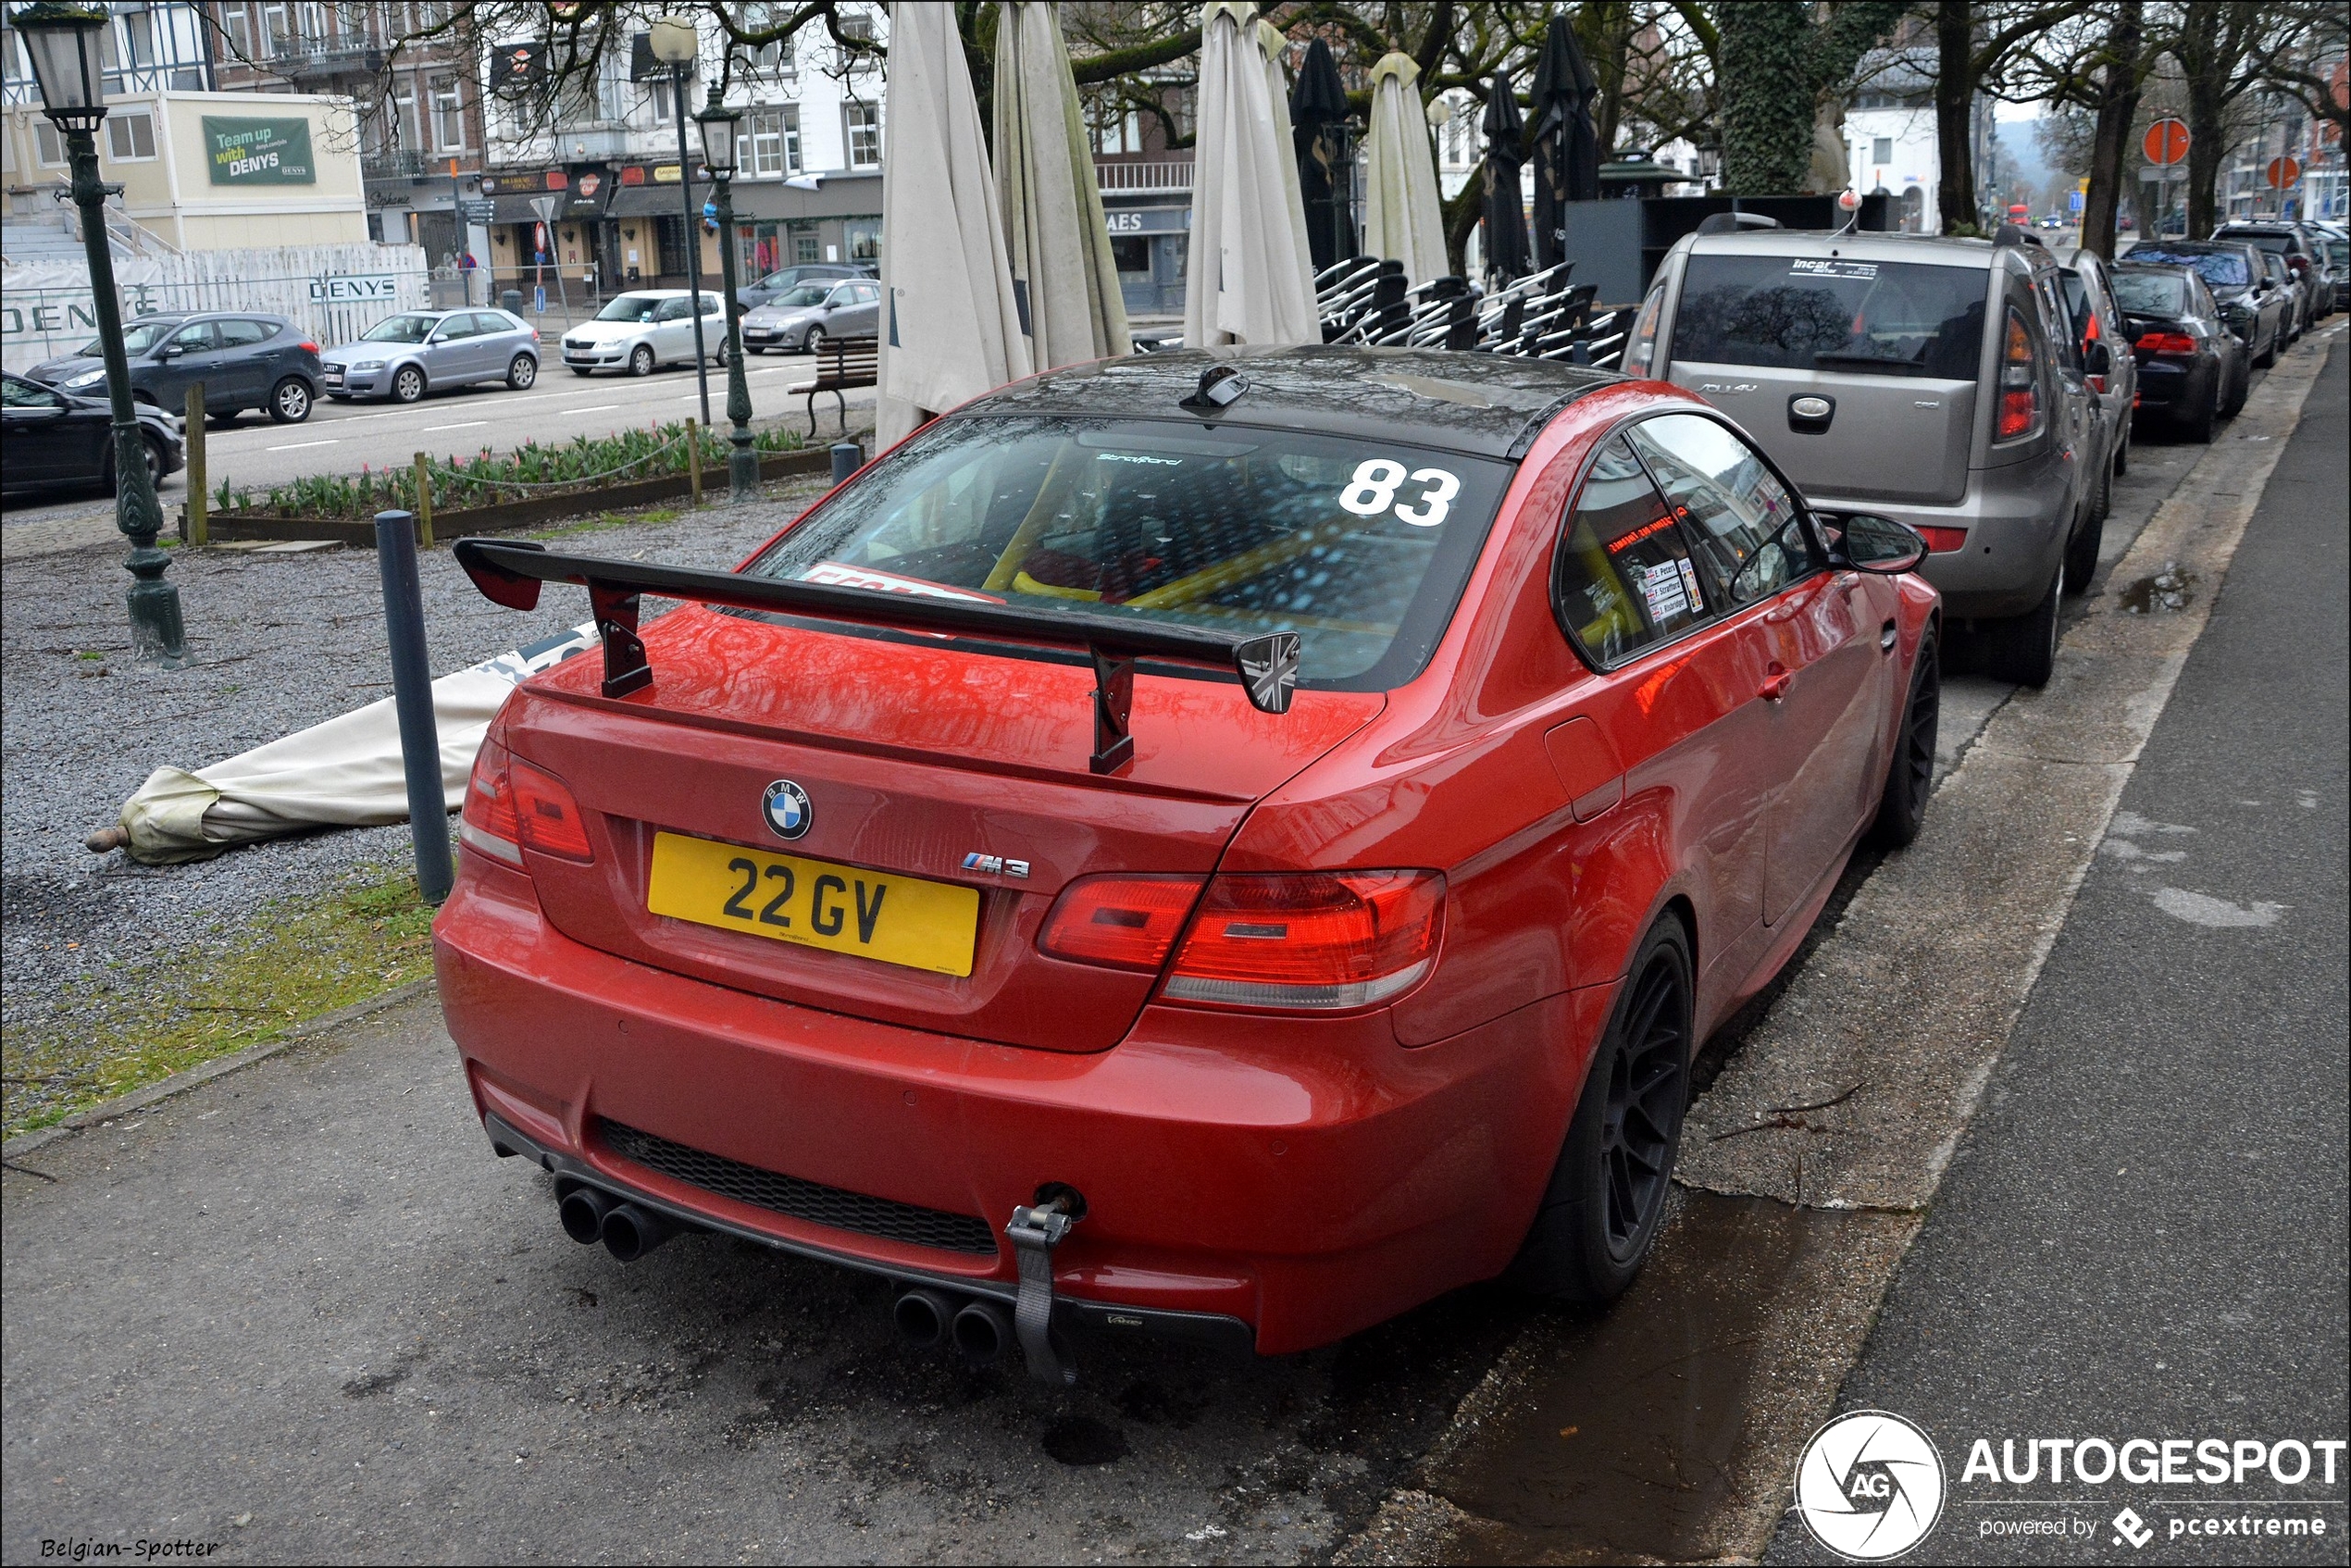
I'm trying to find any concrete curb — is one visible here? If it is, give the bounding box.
[3,977,437,1164]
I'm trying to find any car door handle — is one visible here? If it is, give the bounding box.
[1880,619,1898,653]
[1760,664,1793,701]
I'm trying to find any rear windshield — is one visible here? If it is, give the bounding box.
[2130,247,2250,288]
[2220,231,2294,255]
[1671,255,1987,377]
[746,416,1513,690]
[2109,270,2189,315]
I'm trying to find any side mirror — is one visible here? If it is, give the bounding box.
[2084,340,2112,377]
[156,344,183,360]
[1827,512,1928,575]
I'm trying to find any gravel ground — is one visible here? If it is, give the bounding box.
[1,476,834,1127]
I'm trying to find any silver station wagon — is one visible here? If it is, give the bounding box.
[321,308,541,404]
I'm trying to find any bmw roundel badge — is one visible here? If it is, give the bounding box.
[762,779,813,840]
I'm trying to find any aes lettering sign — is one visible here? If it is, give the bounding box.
[202,117,317,186]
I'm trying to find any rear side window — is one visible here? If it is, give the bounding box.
[1554,434,1707,666]
[1625,413,1815,609]
[217,319,276,347]
[1671,254,1987,378]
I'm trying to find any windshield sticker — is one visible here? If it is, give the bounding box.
[1790,258,1880,281]
[1638,561,1692,623]
[1096,452,1185,467]
[800,562,1003,602]
[1339,459,1462,528]
[1676,557,1706,609]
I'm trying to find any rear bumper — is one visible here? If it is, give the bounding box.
[433,864,1602,1355]
[1805,452,2073,620]
[2131,355,2211,413]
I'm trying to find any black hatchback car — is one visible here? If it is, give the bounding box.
[28,311,324,424]
[2,372,183,496]
[2109,264,2247,442]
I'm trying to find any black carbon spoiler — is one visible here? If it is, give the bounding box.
[452,538,1299,775]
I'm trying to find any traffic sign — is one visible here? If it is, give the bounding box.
[2267,156,2301,190]
[459,198,496,224]
[2143,118,2190,167]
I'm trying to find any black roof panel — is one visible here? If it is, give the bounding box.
[963,344,1624,459]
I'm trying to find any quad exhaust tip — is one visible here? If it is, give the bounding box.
[554,1184,678,1262]
[892,1288,955,1350]
[952,1299,1014,1364]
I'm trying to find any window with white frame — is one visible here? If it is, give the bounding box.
[260,1,292,55]
[431,74,465,149]
[846,99,881,168]
[392,82,419,150]
[220,2,254,59]
[739,1,795,78]
[1091,108,1141,156]
[734,105,801,177]
[106,111,157,161]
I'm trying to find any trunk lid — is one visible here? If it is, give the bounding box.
[1667,360,1977,506]
[499,606,1383,1053]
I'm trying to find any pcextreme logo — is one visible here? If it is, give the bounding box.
[1795,1411,1948,1561]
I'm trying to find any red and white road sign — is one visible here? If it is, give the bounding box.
[2267,156,2302,190]
[2143,118,2190,167]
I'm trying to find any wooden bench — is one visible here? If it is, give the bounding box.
[804,336,878,436]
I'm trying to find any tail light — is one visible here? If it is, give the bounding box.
[298,340,319,355]
[1916,527,1969,554]
[1623,285,1665,377]
[2287,255,2309,277]
[2079,314,2106,393]
[460,736,595,866]
[1996,307,2042,441]
[1039,875,1204,971]
[1039,870,1448,1010]
[2134,330,2197,356]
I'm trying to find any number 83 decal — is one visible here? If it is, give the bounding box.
[1339,458,1462,528]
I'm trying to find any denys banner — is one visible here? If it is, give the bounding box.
[202,116,316,185]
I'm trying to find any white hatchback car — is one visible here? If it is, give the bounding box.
[561,290,726,377]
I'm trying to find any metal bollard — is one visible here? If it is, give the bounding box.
[830,441,862,485]
[375,509,454,904]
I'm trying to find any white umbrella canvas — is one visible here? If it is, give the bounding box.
[1183,1,1318,349]
[994,0,1130,367]
[1362,53,1449,287]
[875,1,1032,446]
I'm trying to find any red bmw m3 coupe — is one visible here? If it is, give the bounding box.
[433,346,1940,1381]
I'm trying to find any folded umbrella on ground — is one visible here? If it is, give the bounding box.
[1184,1,1320,348]
[87,625,598,865]
[1362,52,1449,288]
[994,0,1130,368]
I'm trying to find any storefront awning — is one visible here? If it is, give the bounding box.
[606,184,693,219]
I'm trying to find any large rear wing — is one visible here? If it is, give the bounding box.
[452,538,1299,775]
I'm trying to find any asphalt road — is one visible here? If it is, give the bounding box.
[0,346,874,537]
[0,339,2333,1566]
[1768,341,2351,1563]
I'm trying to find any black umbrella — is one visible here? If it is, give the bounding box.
[1290,38,1357,274]
[1480,71,1533,282]
[1528,14,1602,268]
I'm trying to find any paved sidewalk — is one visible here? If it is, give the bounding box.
[1768,344,2351,1563]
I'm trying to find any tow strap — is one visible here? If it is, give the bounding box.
[1006,1198,1077,1385]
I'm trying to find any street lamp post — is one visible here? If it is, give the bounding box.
[17,1,188,668]
[647,17,712,428]
[695,91,758,503]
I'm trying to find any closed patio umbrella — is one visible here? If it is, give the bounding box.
[1480,70,1533,284]
[1184,1,1318,348]
[994,0,1130,367]
[1361,52,1449,287]
[1528,14,1601,268]
[1290,37,1355,274]
[876,1,1032,446]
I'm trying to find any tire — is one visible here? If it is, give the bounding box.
[505,353,537,390]
[267,376,313,424]
[2112,411,2130,476]
[2255,325,2277,369]
[1868,628,1940,849]
[628,344,655,377]
[2222,357,2249,418]
[2063,499,2104,596]
[2178,372,2218,444]
[101,434,168,496]
[1982,564,2063,688]
[391,365,426,404]
[802,324,827,355]
[1511,919,1694,1305]
[2086,447,2111,525]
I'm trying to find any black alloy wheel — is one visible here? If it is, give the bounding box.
[1869,630,1941,848]
[1511,919,1694,1304]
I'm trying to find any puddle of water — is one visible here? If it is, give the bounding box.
[1422,1191,1844,1563]
[2116,562,2197,614]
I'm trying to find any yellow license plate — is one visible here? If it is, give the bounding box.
[647,831,979,977]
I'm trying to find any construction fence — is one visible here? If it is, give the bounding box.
[0,243,431,374]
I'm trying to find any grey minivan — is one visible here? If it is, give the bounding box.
[1629,225,2107,685]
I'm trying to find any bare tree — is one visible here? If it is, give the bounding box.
[2170,1,2269,235]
